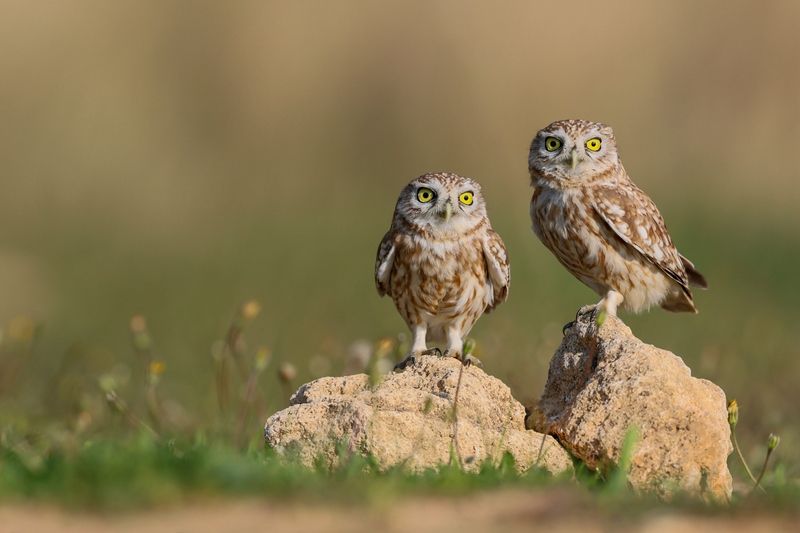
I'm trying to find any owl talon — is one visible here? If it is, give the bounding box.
[394,347,444,371]
[563,306,589,335]
[442,349,459,360]
[461,354,483,368]
[393,354,417,371]
[443,350,482,368]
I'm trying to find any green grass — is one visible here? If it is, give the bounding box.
[0,431,798,515]
[0,432,560,509]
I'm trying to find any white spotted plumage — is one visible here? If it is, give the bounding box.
[375,172,510,366]
[528,119,707,316]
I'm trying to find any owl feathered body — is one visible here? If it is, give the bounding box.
[376,172,509,363]
[377,218,502,341]
[528,120,706,314]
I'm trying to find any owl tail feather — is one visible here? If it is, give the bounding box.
[661,290,698,313]
[679,254,708,289]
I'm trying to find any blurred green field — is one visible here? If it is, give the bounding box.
[0,0,799,508]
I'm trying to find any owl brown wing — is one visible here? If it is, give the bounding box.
[375,230,397,296]
[482,229,510,312]
[590,184,690,293]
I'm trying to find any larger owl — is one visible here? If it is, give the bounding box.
[528,119,707,318]
[375,172,510,368]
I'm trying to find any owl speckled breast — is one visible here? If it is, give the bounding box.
[389,230,490,333]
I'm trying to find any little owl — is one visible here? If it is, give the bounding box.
[375,172,510,368]
[528,119,707,318]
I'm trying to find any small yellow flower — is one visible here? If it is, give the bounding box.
[374,337,394,358]
[149,360,166,376]
[240,300,262,321]
[727,399,739,427]
[768,433,780,451]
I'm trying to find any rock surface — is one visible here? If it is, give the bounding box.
[532,307,732,500]
[265,355,572,475]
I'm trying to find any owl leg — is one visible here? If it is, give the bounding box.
[394,324,440,370]
[443,326,462,361]
[443,326,481,367]
[597,290,624,319]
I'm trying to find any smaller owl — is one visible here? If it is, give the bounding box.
[375,172,510,368]
[528,119,707,319]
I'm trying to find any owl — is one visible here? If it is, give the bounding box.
[528,119,707,319]
[375,172,510,368]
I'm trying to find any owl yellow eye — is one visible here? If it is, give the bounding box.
[458,191,474,205]
[544,136,562,152]
[585,137,602,152]
[416,187,435,203]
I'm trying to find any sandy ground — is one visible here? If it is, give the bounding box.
[1,491,797,533]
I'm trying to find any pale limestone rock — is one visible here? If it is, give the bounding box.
[533,307,732,500]
[265,355,572,475]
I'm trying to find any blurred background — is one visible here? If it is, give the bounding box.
[0,1,798,469]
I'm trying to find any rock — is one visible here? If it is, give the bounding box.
[532,307,733,500]
[265,355,572,475]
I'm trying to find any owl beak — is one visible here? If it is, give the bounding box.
[441,201,453,221]
[569,148,580,170]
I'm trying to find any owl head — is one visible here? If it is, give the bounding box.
[393,172,488,236]
[528,119,620,184]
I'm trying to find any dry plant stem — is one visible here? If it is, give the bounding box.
[214,324,245,415]
[535,431,548,467]
[106,391,159,439]
[751,448,776,495]
[450,363,465,469]
[234,372,262,449]
[225,326,249,382]
[133,346,153,374]
[214,328,238,415]
[216,356,230,413]
[146,383,164,433]
[732,430,761,489]
[129,331,153,379]
[220,323,268,417]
